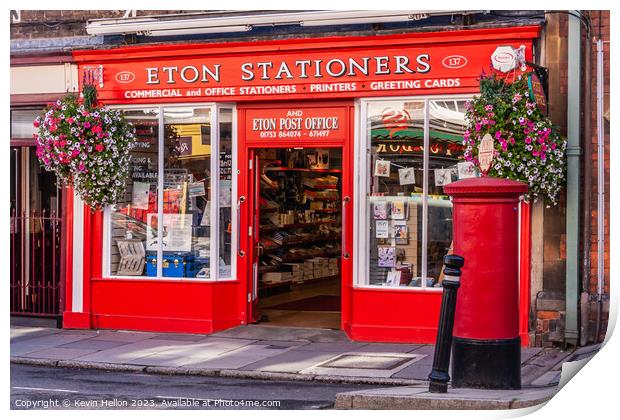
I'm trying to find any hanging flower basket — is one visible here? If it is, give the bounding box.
[462,73,567,205]
[34,93,135,210]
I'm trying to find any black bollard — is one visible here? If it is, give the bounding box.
[428,254,465,393]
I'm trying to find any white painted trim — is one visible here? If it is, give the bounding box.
[102,206,111,277]
[210,105,219,280]
[156,107,164,278]
[229,105,238,280]
[352,100,362,286]
[422,98,430,290]
[72,192,84,312]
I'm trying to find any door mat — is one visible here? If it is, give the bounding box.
[265,295,341,312]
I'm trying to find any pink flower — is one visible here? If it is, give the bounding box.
[92,125,103,134]
[84,122,91,129]
[525,137,532,144]
[49,125,57,133]
[509,137,515,145]
[475,123,482,132]
[33,120,40,128]
[532,150,540,157]
[59,140,66,148]
[66,117,74,124]
[95,144,105,152]
[485,105,494,111]
[494,131,502,140]
[551,143,557,150]
[71,149,80,157]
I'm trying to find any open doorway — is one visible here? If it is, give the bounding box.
[252,147,342,329]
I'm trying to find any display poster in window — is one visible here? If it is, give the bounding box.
[377,246,396,267]
[393,221,408,240]
[457,161,477,179]
[146,213,192,252]
[131,181,150,210]
[390,201,407,220]
[372,201,388,220]
[375,220,389,238]
[434,168,453,186]
[219,180,232,207]
[220,152,232,180]
[374,159,391,177]
[188,181,206,198]
[385,270,402,286]
[398,167,416,185]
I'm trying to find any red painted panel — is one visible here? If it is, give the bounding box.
[90,279,243,334]
[63,187,74,316]
[348,288,443,343]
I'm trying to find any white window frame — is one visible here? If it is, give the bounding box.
[102,103,238,281]
[354,95,471,292]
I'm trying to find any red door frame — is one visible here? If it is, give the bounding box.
[236,100,355,329]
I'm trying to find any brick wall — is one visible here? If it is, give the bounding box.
[536,11,610,347]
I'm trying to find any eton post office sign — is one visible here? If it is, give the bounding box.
[73,28,538,103]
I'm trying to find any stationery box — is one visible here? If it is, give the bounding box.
[145,252,191,277]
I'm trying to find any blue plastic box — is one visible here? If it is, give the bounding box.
[145,252,190,278]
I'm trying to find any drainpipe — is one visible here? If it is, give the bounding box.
[565,12,581,347]
[580,14,592,347]
[595,37,605,341]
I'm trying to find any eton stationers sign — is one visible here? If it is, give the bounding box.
[76,31,536,103]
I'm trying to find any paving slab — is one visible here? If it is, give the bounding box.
[357,343,425,353]
[295,342,367,353]
[89,330,159,342]
[407,345,435,356]
[150,333,210,342]
[181,344,291,369]
[390,357,433,380]
[11,343,55,357]
[17,347,99,360]
[74,339,186,364]
[10,327,59,342]
[10,332,95,348]
[211,325,349,342]
[242,350,340,373]
[58,339,132,351]
[301,352,424,378]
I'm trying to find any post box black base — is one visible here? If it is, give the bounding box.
[452,336,521,390]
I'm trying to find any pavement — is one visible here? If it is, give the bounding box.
[10,324,594,410]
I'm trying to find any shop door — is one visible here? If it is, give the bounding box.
[10,146,64,318]
[238,102,354,330]
[246,150,261,323]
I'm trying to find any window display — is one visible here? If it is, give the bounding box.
[359,98,471,289]
[105,105,236,280]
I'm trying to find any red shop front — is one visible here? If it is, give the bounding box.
[64,25,539,344]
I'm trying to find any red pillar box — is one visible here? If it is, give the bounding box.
[443,177,527,390]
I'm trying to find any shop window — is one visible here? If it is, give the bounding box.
[11,109,42,138]
[357,98,470,290]
[104,105,236,280]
